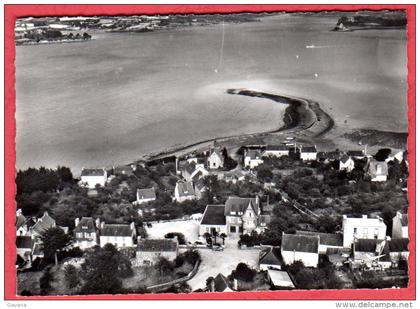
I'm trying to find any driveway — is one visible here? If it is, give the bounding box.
[146,219,200,242]
[184,235,260,291]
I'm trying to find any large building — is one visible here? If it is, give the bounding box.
[207,149,225,169]
[80,168,107,189]
[136,187,157,205]
[281,233,320,267]
[300,146,318,161]
[244,150,264,169]
[99,222,136,248]
[342,215,387,248]
[262,145,289,158]
[225,196,260,234]
[73,217,98,249]
[199,205,227,236]
[174,181,196,203]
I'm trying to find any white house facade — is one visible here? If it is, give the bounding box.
[244,150,264,169]
[281,233,319,268]
[99,222,136,248]
[207,150,224,170]
[392,212,408,239]
[80,168,107,189]
[300,146,317,161]
[342,215,387,248]
[199,205,228,236]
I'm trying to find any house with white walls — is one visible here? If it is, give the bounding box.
[99,222,136,248]
[392,212,408,239]
[281,233,319,267]
[80,168,107,189]
[300,146,317,161]
[244,150,264,169]
[342,215,387,248]
[207,149,225,169]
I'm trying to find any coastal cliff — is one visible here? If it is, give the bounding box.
[333,11,407,32]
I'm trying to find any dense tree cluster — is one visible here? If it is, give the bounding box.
[80,244,133,295]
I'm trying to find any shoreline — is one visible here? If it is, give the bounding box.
[141,89,334,163]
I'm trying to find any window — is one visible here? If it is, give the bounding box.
[230,226,236,233]
[353,228,357,234]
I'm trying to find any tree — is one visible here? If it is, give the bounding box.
[220,233,227,245]
[206,276,215,291]
[231,263,256,282]
[182,249,200,265]
[212,230,219,243]
[64,264,80,289]
[81,244,132,295]
[56,166,73,183]
[40,227,72,265]
[374,148,392,162]
[203,232,212,246]
[256,164,273,182]
[155,257,174,275]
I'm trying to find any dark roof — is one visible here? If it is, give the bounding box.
[16,236,33,249]
[195,179,206,191]
[101,224,133,237]
[16,214,27,229]
[296,231,343,247]
[347,150,365,157]
[183,161,197,175]
[266,145,289,151]
[137,187,156,200]
[74,217,96,234]
[281,233,319,253]
[32,243,43,256]
[209,149,225,162]
[225,196,259,216]
[340,154,352,164]
[201,205,226,226]
[81,168,106,177]
[176,181,195,197]
[354,239,378,253]
[31,212,56,234]
[301,146,317,153]
[214,273,231,292]
[388,239,409,252]
[137,239,178,252]
[246,150,262,159]
[259,247,282,266]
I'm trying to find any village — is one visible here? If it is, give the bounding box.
[15,142,409,295]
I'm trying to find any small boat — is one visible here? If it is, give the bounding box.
[306,44,316,49]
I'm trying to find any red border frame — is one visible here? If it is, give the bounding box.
[4,4,416,300]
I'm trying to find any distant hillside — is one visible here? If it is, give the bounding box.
[343,129,407,149]
[333,11,407,31]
